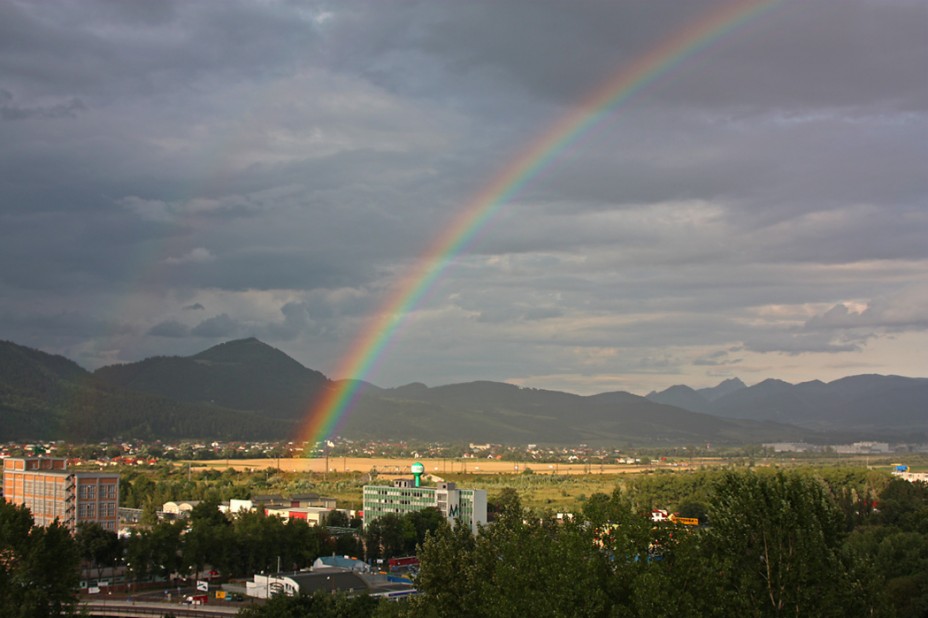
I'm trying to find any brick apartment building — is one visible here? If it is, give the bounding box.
[1,457,119,533]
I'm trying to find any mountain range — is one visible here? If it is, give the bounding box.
[0,338,924,445]
[647,374,928,435]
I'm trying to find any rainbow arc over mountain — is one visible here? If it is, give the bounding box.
[298,0,777,447]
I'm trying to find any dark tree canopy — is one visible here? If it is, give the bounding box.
[0,501,80,618]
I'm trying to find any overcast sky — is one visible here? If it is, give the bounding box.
[1,0,926,395]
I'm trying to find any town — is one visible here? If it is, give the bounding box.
[2,438,927,616]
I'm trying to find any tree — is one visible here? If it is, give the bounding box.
[325,509,350,528]
[364,513,414,561]
[75,522,121,580]
[705,471,876,617]
[415,521,475,615]
[417,489,614,618]
[183,498,230,575]
[238,590,382,618]
[0,501,80,618]
[875,478,928,532]
[139,497,159,528]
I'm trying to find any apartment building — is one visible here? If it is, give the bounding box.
[1,457,119,533]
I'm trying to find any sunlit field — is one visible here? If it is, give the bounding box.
[176,456,763,511]
[176,454,921,512]
[186,456,667,476]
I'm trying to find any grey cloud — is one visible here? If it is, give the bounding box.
[805,297,928,333]
[0,90,85,120]
[191,314,240,338]
[147,320,189,338]
[264,302,315,341]
[693,351,742,367]
[743,332,863,355]
[0,310,134,340]
[328,0,927,113]
[0,0,924,394]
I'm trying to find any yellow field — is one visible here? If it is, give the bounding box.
[178,456,737,511]
[184,456,706,476]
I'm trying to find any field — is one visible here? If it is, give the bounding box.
[186,456,706,476]
[183,457,721,511]
[179,454,920,511]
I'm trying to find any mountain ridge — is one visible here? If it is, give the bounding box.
[1,338,924,444]
[648,373,928,437]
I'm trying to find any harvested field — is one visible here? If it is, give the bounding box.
[186,456,678,476]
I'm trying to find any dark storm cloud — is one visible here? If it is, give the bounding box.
[0,0,925,391]
[0,0,321,97]
[326,0,927,112]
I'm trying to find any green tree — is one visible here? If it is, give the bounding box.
[75,521,121,580]
[846,525,928,616]
[364,513,414,561]
[0,501,80,618]
[139,497,159,528]
[237,590,382,618]
[875,478,928,532]
[705,470,876,617]
[325,509,350,528]
[418,489,613,618]
[415,520,476,615]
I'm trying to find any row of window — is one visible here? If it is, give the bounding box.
[77,501,117,519]
[77,483,117,500]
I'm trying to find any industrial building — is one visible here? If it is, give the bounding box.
[362,479,487,533]
[1,457,119,533]
[247,568,415,599]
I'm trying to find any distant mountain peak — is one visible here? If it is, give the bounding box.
[646,384,711,413]
[698,377,746,402]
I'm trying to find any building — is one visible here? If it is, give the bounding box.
[220,498,255,515]
[247,568,414,599]
[162,500,201,518]
[2,457,119,533]
[264,505,348,525]
[363,479,487,533]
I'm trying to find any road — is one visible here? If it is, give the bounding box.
[81,599,240,617]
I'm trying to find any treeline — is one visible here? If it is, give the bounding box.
[118,467,367,511]
[119,468,262,510]
[123,501,362,580]
[244,469,928,618]
[123,502,443,582]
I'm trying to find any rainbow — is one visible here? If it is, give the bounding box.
[298,0,778,447]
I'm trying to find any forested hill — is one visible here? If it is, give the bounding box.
[0,340,295,442]
[2,338,920,444]
[93,337,330,420]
